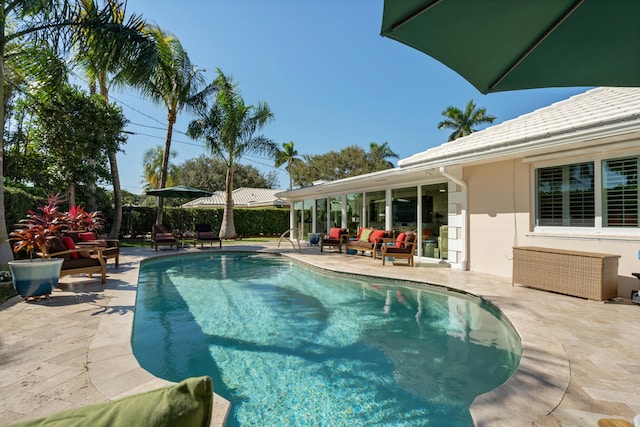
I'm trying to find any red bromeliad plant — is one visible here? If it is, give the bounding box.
[65,204,105,232]
[10,192,66,259]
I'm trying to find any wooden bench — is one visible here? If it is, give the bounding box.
[512,246,620,301]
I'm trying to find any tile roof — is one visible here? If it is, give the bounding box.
[399,87,640,168]
[182,187,289,208]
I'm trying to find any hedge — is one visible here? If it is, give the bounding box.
[5,188,290,239]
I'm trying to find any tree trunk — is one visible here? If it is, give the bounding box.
[157,114,175,224]
[0,12,14,266]
[219,167,236,239]
[108,152,123,238]
[98,77,122,239]
[68,182,76,207]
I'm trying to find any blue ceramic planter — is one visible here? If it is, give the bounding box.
[8,258,64,298]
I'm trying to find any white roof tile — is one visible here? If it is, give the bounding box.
[399,87,640,168]
[182,187,288,208]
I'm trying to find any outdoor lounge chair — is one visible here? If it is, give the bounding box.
[381,232,416,266]
[320,228,348,253]
[152,224,178,251]
[346,228,393,259]
[45,236,107,283]
[193,223,222,248]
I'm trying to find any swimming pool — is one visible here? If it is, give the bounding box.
[132,252,522,426]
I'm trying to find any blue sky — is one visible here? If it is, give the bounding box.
[111,0,588,194]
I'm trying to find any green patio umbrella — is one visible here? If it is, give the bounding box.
[381,0,640,94]
[145,185,212,200]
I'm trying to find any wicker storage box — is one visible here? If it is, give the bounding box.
[512,246,620,301]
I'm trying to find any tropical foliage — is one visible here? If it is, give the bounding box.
[11,84,127,205]
[438,99,496,141]
[367,141,398,168]
[288,144,397,187]
[275,141,300,190]
[142,146,179,191]
[187,69,277,239]
[0,0,157,264]
[180,156,278,192]
[72,0,158,238]
[137,25,214,223]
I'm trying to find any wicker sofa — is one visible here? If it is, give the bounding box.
[346,229,393,259]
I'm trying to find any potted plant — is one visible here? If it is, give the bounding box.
[8,193,66,299]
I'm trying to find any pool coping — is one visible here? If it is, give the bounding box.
[86,245,639,426]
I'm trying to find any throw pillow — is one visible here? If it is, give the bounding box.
[369,229,385,243]
[6,376,213,427]
[359,229,374,242]
[356,228,369,241]
[60,236,79,259]
[328,228,341,240]
[45,237,70,260]
[78,232,97,242]
[395,232,407,248]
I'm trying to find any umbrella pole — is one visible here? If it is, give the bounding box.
[180,207,185,248]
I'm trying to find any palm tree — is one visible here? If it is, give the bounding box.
[137,25,214,224]
[368,141,398,168]
[142,146,179,191]
[187,68,277,239]
[275,141,300,190]
[73,0,157,238]
[0,0,155,263]
[438,99,496,141]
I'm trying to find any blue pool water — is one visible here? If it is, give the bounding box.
[132,252,522,426]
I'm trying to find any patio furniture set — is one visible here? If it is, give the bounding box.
[319,227,416,267]
[151,223,222,251]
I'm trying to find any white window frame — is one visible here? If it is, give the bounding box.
[532,151,640,237]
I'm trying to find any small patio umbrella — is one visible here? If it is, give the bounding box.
[145,186,213,243]
[381,1,640,94]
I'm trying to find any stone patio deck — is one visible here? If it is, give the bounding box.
[0,243,639,426]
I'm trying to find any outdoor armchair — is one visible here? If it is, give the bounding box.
[193,224,222,249]
[320,228,348,253]
[152,224,179,251]
[381,232,416,266]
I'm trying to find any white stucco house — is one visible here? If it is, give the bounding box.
[278,87,640,297]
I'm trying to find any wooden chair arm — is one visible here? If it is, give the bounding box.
[42,247,105,258]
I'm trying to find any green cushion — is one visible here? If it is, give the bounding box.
[8,376,213,427]
[359,229,374,242]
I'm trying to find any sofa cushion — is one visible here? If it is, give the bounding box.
[60,236,79,260]
[197,231,218,239]
[6,376,213,427]
[369,229,385,243]
[395,232,406,248]
[359,229,374,242]
[62,257,102,270]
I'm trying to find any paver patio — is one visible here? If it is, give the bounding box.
[0,243,639,426]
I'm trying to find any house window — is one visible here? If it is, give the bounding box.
[536,162,594,227]
[603,156,639,227]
